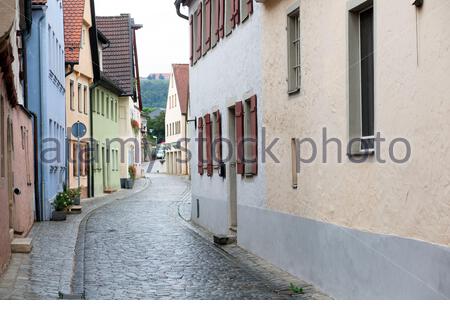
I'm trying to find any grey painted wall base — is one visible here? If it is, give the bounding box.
[238,205,450,299]
[191,195,230,236]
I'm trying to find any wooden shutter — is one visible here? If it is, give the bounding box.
[205,0,211,52]
[189,15,194,66]
[215,110,222,164]
[247,0,253,15]
[198,117,204,175]
[235,101,245,175]
[196,5,203,61]
[230,0,236,29]
[205,114,213,176]
[234,0,240,27]
[219,0,225,38]
[248,95,258,175]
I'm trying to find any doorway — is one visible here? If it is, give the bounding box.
[7,117,14,230]
[228,107,237,232]
[102,147,106,191]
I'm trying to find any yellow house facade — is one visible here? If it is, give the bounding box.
[64,0,93,197]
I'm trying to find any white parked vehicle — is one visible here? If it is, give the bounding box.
[156,149,165,160]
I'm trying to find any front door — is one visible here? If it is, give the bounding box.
[7,117,14,230]
[228,107,237,232]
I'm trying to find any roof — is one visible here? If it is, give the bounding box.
[172,64,189,115]
[96,14,135,96]
[31,0,47,4]
[63,0,86,63]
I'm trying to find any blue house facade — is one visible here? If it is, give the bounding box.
[26,0,66,221]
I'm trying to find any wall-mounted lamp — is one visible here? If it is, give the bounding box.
[413,0,423,8]
[187,117,197,130]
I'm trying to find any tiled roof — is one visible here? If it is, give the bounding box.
[63,0,86,63]
[96,15,135,96]
[172,64,189,115]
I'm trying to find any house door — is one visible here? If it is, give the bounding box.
[228,107,237,232]
[102,147,106,191]
[7,117,14,230]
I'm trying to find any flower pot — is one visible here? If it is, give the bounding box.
[52,211,67,222]
[125,179,134,189]
[73,196,81,206]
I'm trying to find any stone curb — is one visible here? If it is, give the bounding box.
[66,177,152,298]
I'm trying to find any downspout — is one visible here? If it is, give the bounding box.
[174,0,189,20]
[65,62,75,77]
[37,9,46,221]
[89,83,98,197]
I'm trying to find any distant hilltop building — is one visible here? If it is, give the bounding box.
[146,73,170,81]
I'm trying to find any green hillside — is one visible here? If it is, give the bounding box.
[140,78,169,109]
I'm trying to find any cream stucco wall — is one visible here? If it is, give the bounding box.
[118,96,142,179]
[165,71,188,175]
[262,0,450,246]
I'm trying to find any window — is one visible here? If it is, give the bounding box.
[70,80,74,110]
[241,0,253,22]
[84,86,88,114]
[348,1,375,154]
[78,83,82,113]
[287,6,300,94]
[73,143,78,177]
[225,0,233,36]
[0,95,5,179]
[203,0,212,54]
[101,91,105,115]
[106,96,110,119]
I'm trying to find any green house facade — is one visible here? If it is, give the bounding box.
[90,82,122,196]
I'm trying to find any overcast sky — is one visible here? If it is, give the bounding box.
[95,0,189,76]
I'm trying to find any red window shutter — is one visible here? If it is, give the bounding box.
[247,0,253,15]
[205,114,213,176]
[249,95,258,175]
[205,0,211,52]
[215,110,222,163]
[196,5,203,61]
[235,101,245,175]
[234,0,240,26]
[198,117,204,175]
[219,0,225,38]
[230,0,236,29]
[189,15,194,66]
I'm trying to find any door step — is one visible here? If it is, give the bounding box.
[11,238,32,254]
[68,205,83,213]
[213,234,237,246]
[104,189,117,194]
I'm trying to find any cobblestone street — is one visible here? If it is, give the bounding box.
[0,162,327,300]
[82,168,326,299]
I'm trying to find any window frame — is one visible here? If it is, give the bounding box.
[348,0,375,156]
[287,4,301,95]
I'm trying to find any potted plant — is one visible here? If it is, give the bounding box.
[51,191,73,221]
[131,119,140,136]
[126,165,136,189]
[68,188,81,205]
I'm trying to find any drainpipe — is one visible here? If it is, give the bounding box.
[174,0,189,20]
[65,62,75,77]
[37,9,47,221]
[89,83,99,198]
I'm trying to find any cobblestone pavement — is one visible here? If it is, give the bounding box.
[83,168,329,300]
[0,172,150,300]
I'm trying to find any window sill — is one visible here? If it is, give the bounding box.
[347,149,375,157]
[288,88,300,95]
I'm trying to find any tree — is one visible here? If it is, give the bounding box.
[146,110,165,144]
